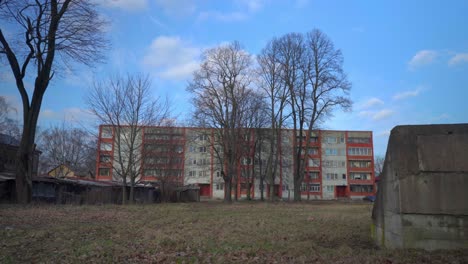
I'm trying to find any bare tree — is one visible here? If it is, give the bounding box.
[0,0,108,203]
[86,74,170,204]
[238,90,268,200]
[257,38,290,201]
[142,126,185,202]
[374,155,385,178]
[37,122,96,178]
[272,30,351,201]
[187,41,254,203]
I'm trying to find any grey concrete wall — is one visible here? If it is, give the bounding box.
[372,124,468,250]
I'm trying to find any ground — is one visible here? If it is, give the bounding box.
[0,201,466,263]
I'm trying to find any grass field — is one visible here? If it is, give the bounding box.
[0,201,466,263]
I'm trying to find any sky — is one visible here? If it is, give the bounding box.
[1,0,468,156]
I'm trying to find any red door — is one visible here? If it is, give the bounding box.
[336,186,347,198]
[199,184,210,197]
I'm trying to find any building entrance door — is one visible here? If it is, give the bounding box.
[336,186,347,198]
[199,184,210,197]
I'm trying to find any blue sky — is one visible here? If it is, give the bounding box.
[1,0,467,156]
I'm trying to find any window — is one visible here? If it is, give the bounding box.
[325,148,338,156]
[189,146,196,152]
[325,137,337,144]
[175,146,183,153]
[348,148,372,156]
[342,174,346,180]
[296,135,306,142]
[309,137,319,143]
[98,168,110,176]
[190,158,197,165]
[188,171,196,177]
[101,127,112,138]
[198,134,208,141]
[347,137,371,144]
[199,146,207,153]
[216,171,221,177]
[197,158,208,165]
[349,160,372,168]
[308,158,320,167]
[309,184,320,192]
[198,171,208,177]
[216,183,224,190]
[323,160,345,168]
[100,142,112,151]
[143,169,157,176]
[350,184,373,193]
[308,148,319,155]
[300,183,308,192]
[242,157,252,165]
[309,172,319,179]
[99,155,111,163]
[326,186,334,192]
[171,158,183,164]
[326,173,339,180]
[350,173,371,180]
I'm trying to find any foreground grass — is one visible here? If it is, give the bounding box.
[0,201,466,263]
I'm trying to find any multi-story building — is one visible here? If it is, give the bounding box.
[95,126,375,200]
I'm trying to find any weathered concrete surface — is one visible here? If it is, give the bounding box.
[372,124,468,250]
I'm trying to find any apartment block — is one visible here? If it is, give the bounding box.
[95,126,375,200]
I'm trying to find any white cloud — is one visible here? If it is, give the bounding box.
[40,108,94,123]
[2,95,21,118]
[358,108,394,121]
[93,0,148,11]
[155,0,196,16]
[236,0,264,12]
[431,113,450,122]
[142,36,201,80]
[358,111,372,118]
[360,97,384,109]
[198,0,264,23]
[41,109,59,119]
[372,109,394,121]
[392,87,422,100]
[408,50,437,70]
[448,53,468,66]
[198,11,247,22]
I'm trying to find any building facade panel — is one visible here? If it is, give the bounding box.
[95,126,376,200]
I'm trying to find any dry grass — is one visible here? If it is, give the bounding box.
[0,201,466,263]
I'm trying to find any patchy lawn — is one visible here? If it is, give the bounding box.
[0,201,466,263]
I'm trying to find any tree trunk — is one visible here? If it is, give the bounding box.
[294,175,301,202]
[122,177,127,204]
[269,183,275,201]
[260,177,264,201]
[246,180,251,200]
[129,178,135,204]
[15,100,41,204]
[15,143,32,204]
[224,177,232,203]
